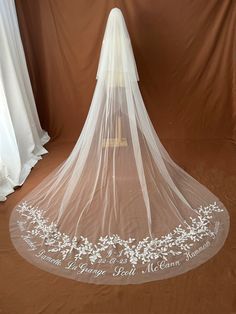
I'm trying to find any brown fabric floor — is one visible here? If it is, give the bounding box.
[0,139,235,314]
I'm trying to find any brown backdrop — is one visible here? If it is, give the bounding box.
[14,0,236,141]
[1,1,236,314]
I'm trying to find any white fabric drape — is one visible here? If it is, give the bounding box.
[9,8,229,285]
[0,0,50,201]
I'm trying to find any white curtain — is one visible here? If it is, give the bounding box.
[0,0,50,201]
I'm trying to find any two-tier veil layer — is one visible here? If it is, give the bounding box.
[10,8,230,285]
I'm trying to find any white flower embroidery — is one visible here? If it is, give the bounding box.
[15,202,223,266]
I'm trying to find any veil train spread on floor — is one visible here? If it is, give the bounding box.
[9,8,229,285]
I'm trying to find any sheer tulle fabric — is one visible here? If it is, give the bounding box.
[10,8,229,285]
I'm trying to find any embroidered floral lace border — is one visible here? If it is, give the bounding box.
[15,202,223,267]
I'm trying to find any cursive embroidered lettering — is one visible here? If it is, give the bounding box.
[35,249,62,266]
[21,235,37,251]
[77,263,106,278]
[142,260,180,274]
[184,241,210,261]
[112,266,136,277]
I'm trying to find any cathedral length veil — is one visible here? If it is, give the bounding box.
[10,8,229,285]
